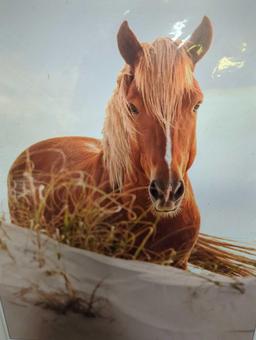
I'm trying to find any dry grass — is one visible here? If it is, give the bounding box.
[191,234,256,277]
[15,271,108,318]
[8,166,256,278]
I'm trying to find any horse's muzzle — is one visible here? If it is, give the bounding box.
[149,179,185,213]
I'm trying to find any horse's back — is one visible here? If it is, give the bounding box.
[9,136,102,173]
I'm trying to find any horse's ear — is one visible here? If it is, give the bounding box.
[184,16,213,64]
[117,21,143,67]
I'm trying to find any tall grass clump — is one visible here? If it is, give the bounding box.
[8,155,256,277]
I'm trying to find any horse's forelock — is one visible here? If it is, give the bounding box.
[135,38,194,127]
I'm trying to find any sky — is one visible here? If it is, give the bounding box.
[0,0,255,241]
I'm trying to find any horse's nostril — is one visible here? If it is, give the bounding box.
[173,180,185,201]
[149,180,158,201]
[149,180,162,201]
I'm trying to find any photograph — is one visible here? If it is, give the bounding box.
[0,1,256,339]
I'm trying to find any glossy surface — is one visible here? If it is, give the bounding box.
[0,1,255,239]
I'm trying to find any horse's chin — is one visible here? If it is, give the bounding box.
[151,205,182,219]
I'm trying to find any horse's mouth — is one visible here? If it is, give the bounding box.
[152,206,181,218]
[152,201,181,216]
[155,207,177,213]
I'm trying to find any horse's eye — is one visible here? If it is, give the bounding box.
[128,103,139,115]
[193,103,201,112]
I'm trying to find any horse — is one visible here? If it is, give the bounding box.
[7,17,213,269]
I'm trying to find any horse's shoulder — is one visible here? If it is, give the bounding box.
[28,136,98,149]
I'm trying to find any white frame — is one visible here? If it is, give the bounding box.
[0,299,10,340]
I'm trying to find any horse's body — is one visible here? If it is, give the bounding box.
[8,17,213,269]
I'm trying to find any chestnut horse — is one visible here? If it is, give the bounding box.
[8,17,213,269]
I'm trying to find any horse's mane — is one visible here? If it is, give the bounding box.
[103,38,195,189]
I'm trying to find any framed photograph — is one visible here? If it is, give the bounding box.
[0,1,256,340]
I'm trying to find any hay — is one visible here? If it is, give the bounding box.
[8,168,256,277]
[191,234,256,277]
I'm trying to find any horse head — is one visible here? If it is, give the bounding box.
[104,17,212,217]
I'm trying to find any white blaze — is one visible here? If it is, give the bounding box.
[165,125,172,166]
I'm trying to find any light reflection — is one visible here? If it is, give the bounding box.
[123,9,130,16]
[241,42,247,53]
[212,56,245,78]
[169,19,188,41]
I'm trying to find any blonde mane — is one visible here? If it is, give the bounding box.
[103,38,195,189]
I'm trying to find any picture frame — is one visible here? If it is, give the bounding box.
[0,299,10,340]
[0,1,256,340]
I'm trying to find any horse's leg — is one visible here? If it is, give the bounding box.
[172,232,199,270]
